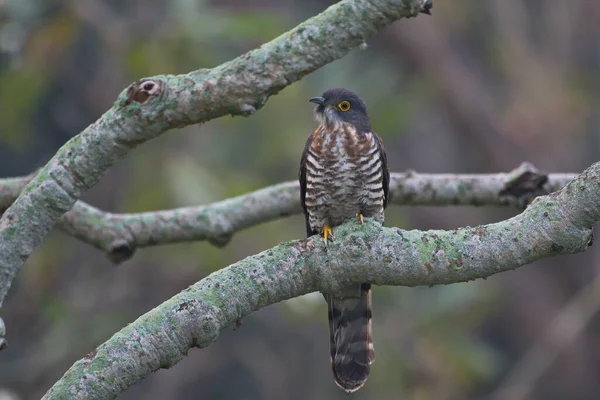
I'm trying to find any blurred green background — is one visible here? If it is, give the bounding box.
[1,0,600,399]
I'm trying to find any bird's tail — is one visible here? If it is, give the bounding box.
[326,283,374,393]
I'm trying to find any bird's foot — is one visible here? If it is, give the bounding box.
[322,224,333,246]
[356,213,364,224]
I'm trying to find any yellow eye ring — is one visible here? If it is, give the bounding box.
[338,101,351,112]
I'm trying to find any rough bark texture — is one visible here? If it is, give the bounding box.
[0,165,576,264]
[4,0,599,396]
[0,0,430,311]
[42,161,600,399]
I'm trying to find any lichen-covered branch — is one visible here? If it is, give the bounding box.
[43,161,600,399]
[0,0,432,311]
[0,164,577,264]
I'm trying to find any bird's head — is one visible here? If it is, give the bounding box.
[309,88,372,133]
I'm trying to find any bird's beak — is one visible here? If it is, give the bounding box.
[309,96,326,105]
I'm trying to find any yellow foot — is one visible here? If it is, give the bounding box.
[356,213,364,224]
[322,223,333,246]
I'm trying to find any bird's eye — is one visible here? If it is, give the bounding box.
[338,101,351,112]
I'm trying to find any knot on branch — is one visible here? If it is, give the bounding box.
[406,0,434,17]
[239,103,257,116]
[107,240,136,264]
[420,0,434,15]
[0,317,6,351]
[208,233,233,248]
[174,298,222,348]
[123,79,164,106]
[500,162,549,209]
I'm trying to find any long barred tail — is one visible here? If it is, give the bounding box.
[326,283,375,392]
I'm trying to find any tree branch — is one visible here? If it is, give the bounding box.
[0,164,577,264]
[0,0,431,311]
[43,162,600,399]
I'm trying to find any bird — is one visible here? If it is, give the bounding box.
[298,88,389,392]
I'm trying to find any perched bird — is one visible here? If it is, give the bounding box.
[298,88,389,392]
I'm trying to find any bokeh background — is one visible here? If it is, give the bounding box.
[1,0,600,399]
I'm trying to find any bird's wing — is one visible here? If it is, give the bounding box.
[299,132,314,236]
[373,133,390,208]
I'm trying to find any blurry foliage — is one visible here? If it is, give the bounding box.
[1,0,600,399]
[0,67,45,148]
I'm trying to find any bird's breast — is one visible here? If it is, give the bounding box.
[305,124,384,226]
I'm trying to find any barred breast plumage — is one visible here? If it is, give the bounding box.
[303,123,385,230]
[298,88,389,393]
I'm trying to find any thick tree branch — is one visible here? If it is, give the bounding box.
[43,162,600,399]
[0,164,577,264]
[0,0,431,311]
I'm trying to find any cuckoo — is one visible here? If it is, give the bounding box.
[299,88,389,392]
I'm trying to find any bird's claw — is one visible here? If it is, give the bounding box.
[322,224,333,246]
